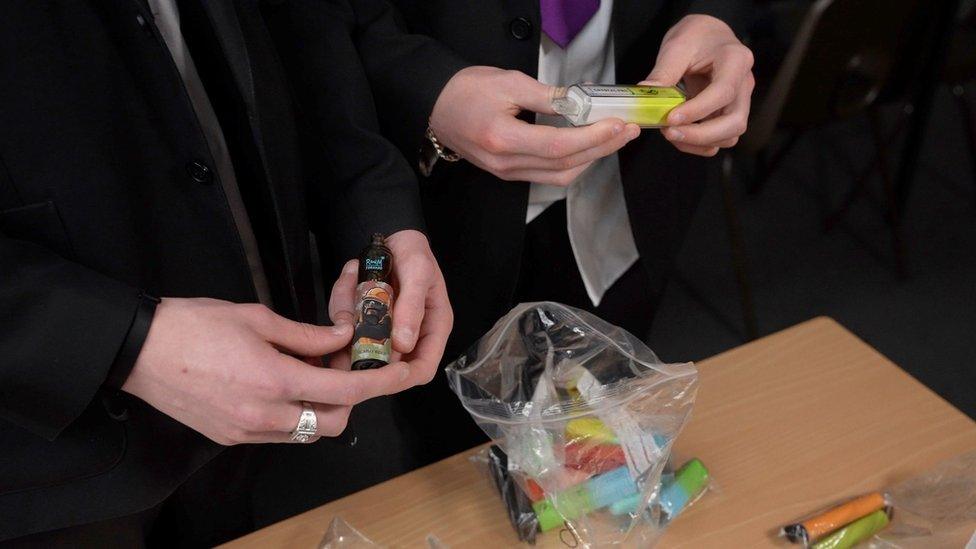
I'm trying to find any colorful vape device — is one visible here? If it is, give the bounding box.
[782,492,887,545]
[810,509,890,549]
[565,417,619,445]
[659,458,709,519]
[351,234,394,370]
[551,84,686,128]
[532,466,638,531]
[608,458,710,519]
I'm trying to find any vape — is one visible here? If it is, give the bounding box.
[551,84,686,128]
[351,234,394,370]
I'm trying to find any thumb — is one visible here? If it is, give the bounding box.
[641,43,694,87]
[507,71,557,115]
[256,312,354,357]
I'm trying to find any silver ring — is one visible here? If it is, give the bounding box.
[289,402,317,443]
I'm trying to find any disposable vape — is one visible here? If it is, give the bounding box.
[351,234,394,370]
[551,84,686,128]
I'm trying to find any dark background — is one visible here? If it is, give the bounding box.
[650,0,976,419]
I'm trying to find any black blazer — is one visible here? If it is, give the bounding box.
[0,0,422,539]
[362,0,750,362]
[332,0,750,464]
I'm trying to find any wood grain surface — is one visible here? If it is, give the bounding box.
[224,317,976,548]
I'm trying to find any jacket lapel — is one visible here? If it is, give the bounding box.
[612,0,664,67]
[197,1,259,116]
[183,0,304,318]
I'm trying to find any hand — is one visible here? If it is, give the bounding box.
[429,66,641,186]
[380,230,453,385]
[642,14,755,157]
[123,283,421,445]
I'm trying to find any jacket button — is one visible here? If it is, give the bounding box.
[101,393,130,422]
[509,17,533,40]
[186,160,213,184]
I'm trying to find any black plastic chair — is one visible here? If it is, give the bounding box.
[715,0,944,340]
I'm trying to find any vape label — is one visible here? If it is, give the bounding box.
[364,257,386,272]
[579,84,685,99]
[351,280,393,364]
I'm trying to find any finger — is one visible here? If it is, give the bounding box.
[329,259,359,328]
[503,163,593,187]
[255,403,351,442]
[496,117,629,160]
[494,124,640,172]
[401,274,453,387]
[666,51,750,125]
[663,78,752,147]
[307,403,352,438]
[663,115,742,147]
[251,307,353,357]
[642,41,697,87]
[391,256,432,354]
[231,401,314,439]
[507,71,558,114]
[408,304,453,386]
[671,141,720,157]
[715,136,739,148]
[246,431,319,444]
[327,348,352,371]
[285,356,413,405]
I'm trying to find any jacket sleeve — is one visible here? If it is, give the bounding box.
[344,0,471,163]
[0,231,154,440]
[264,0,447,263]
[684,0,752,37]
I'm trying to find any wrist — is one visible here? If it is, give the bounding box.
[107,292,160,391]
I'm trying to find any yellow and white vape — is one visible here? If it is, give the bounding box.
[551,84,686,128]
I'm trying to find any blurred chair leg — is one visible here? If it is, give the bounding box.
[867,108,908,278]
[747,130,801,195]
[721,152,759,341]
[952,84,976,210]
[893,0,960,226]
[823,155,872,233]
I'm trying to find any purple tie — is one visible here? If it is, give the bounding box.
[540,0,601,48]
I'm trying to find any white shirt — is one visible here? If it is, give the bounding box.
[148,0,273,305]
[528,0,639,306]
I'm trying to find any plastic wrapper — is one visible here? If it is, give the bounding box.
[319,517,378,549]
[318,517,449,548]
[872,450,976,548]
[779,451,976,549]
[447,302,699,547]
[780,493,891,547]
[473,446,714,546]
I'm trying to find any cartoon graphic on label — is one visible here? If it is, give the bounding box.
[351,234,394,370]
[351,282,393,369]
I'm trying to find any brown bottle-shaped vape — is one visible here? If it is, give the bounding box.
[351,234,394,370]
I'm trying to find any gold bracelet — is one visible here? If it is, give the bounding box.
[425,127,461,162]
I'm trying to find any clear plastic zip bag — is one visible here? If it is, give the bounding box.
[446,302,699,547]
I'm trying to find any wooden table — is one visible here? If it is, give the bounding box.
[225,317,976,548]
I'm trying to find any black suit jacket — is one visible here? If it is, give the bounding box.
[0,0,422,539]
[334,0,749,463]
[361,0,748,361]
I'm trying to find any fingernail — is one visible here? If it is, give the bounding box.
[394,327,415,345]
[627,126,640,140]
[331,322,352,335]
[613,123,624,135]
[343,260,358,274]
[666,128,685,141]
[399,363,410,382]
[669,112,686,124]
